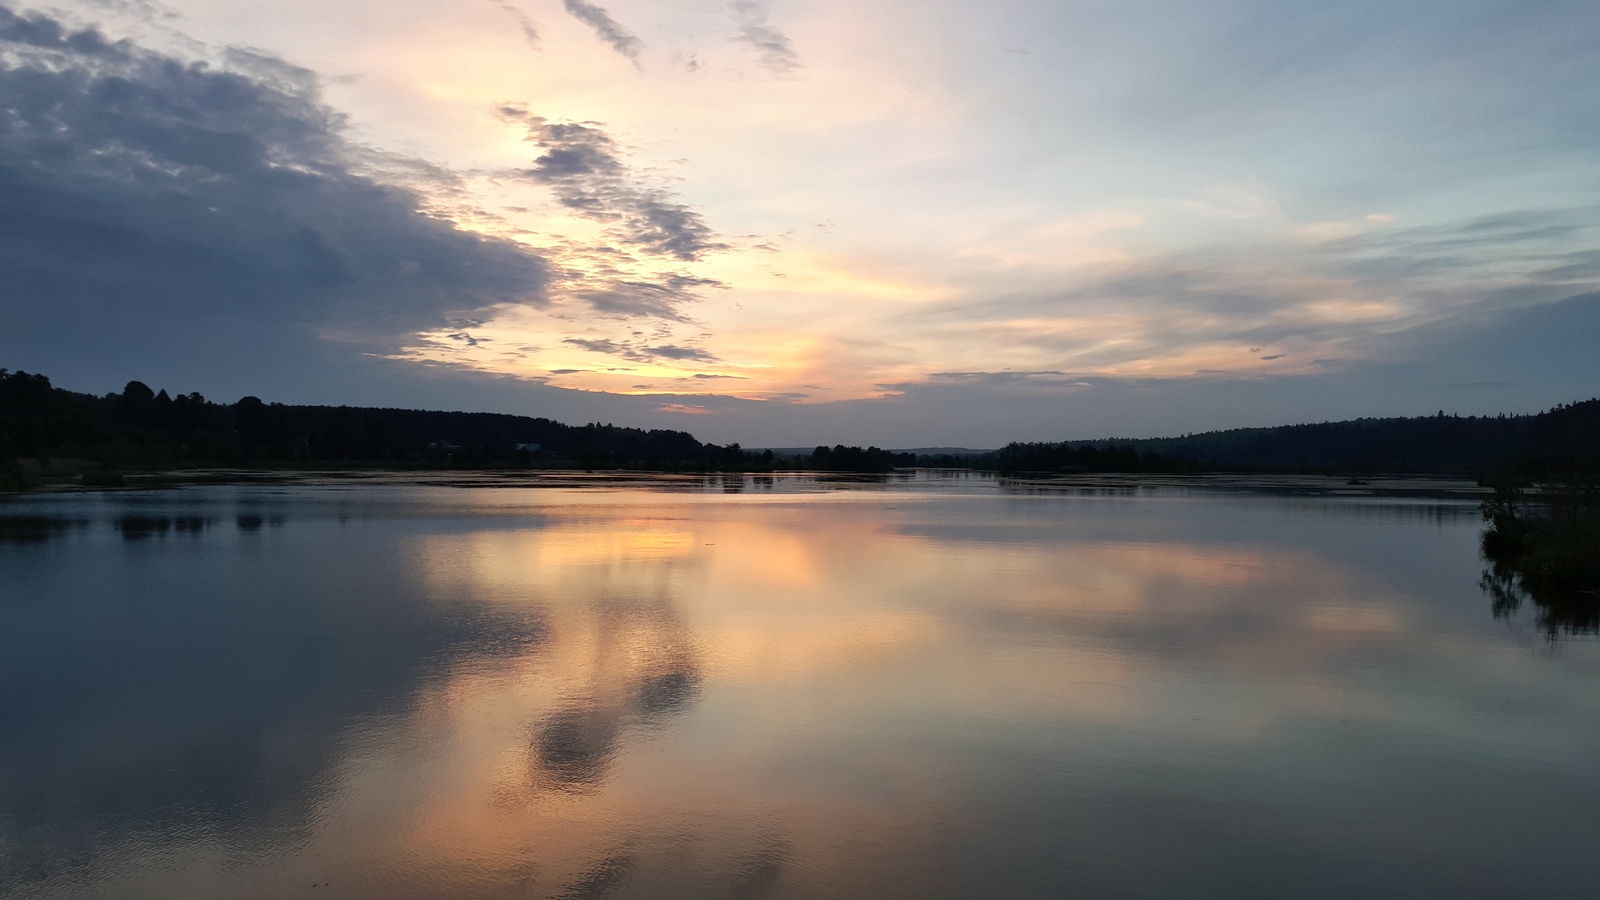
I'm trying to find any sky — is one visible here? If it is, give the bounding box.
[1,0,1596,446]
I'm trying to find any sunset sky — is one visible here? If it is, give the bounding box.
[2,0,1596,445]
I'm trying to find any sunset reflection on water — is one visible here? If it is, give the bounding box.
[3,478,1599,898]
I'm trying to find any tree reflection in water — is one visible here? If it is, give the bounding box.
[0,516,86,543]
[1481,479,1600,638]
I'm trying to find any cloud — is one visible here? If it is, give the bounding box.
[568,272,722,320]
[647,344,717,361]
[485,0,540,50]
[577,281,692,319]
[768,285,1600,446]
[929,371,1070,381]
[1319,207,1600,281]
[730,1,801,76]
[502,108,725,263]
[0,8,556,393]
[560,0,642,64]
[562,337,631,357]
[561,337,718,364]
[887,203,1600,389]
[75,0,179,20]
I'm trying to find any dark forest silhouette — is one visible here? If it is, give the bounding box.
[0,370,704,474]
[4,368,1600,485]
[810,445,915,472]
[0,370,906,482]
[987,402,1600,476]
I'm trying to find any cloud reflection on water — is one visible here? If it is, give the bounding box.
[330,493,1451,893]
[2,484,1599,898]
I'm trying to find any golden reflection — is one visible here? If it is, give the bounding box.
[274,494,1434,894]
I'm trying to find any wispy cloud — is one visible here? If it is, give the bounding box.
[730,0,801,76]
[484,0,540,50]
[561,0,642,64]
[576,279,705,320]
[562,337,719,364]
[502,107,725,263]
[562,337,633,357]
[394,99,733,382]
[76,0,178,22]
[649,344,718,361]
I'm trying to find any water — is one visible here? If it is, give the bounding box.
[2,473,1598,899]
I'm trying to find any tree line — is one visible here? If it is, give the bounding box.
[985,403,1600,476]
[0,370,704,471]
[8,367,1599,482]
[0,370,910,479]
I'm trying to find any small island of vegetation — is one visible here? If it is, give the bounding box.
[1480,479,1600,637]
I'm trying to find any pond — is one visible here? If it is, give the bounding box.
[2,473,1598,898]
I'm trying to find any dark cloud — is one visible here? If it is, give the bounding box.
[560,0,642,64]
[647,344,716,361]
[562,337,631,356]
[0,7,548,386]
[929,370,1069,381]
[730,0,801,76]
[503,108,725,263]
[576,278,702,319]
[561,337,718,364]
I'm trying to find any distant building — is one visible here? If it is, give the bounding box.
[514,442,542,452]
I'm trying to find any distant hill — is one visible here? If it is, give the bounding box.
[894,447,997,457]
[999,401,1600,476]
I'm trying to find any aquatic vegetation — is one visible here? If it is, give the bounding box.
[1481,479,1600,635]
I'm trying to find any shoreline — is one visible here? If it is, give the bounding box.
[2,466,1490,501]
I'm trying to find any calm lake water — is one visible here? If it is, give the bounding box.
[2,473,1598,899]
